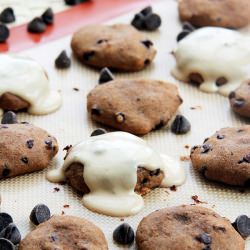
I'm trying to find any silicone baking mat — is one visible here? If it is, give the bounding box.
[0,0,249,249]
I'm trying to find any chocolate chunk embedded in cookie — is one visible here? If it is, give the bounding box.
[0,123,58,179]
[229,81,250,118]
[71,24,156,72]
[178,0,250,29]
[87,79,182,135]
[136,205,245,250]
[19,215,108,250]
[190,126,250,186]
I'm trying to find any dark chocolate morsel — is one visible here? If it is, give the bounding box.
[113,223,135,245]
[99,67,114,84]
[0,238,15,250]
[65,0,90,6]
[195,233,212,245]
[41,8,54,25]
[21,157,28,164]
[91,106,102,116]
[201,144,211,154]
[0,24,9,43]
[171,115,191,134]
[144,13,161,31]
[27,17,46,34]
[177,30,190,42]
[26,139,34,149]
[140,6,152,16]
[30,204,51,226]
[0,213,13,232]
[182,22,195,31]
[131,13,145,30]
[90,128,107,137]
[0,7,15,23]
[0,223,21,245]
[141,40,153,49]
[1,111,17,124]
[232,215,250,238]
[55,50,71,69]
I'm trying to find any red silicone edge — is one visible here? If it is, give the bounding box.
[0,0,154,53]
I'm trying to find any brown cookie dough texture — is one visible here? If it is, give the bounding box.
[178,0,250,29]
[136,205,244,250]
[190,126,250,187]
[87,79,182,135]
[19,215,108,250]
[71,24,156,72]
[65,163,164,196]
[0,92,29,111]
[0,123,58,179]
[229,81,250,118]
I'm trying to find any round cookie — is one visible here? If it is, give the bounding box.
[190,126,250,187]
[0,123,58,179]
[229,81,250,118]
[71,24,156,72]
[178,0,250,29]
[19,215,108,250]
[87,79,182,135]
[136,205,245,250]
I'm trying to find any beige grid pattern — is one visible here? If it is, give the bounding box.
[0,1,249,249]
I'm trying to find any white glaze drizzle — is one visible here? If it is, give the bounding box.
[0,54,62,115]
[172,27,250,96]
[47,132,186,217]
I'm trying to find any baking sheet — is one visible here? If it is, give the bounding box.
[0,0,249,249]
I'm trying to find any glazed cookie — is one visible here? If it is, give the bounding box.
[136,205,245,250]
[87,79,182,135]
[71,24,156,72]
[190,126,250,186]
[229,81,250,118]
[0,118,58,179]
[19,215,108,250]
[178,0,250,29]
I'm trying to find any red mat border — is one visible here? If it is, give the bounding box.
[0,0,153,53]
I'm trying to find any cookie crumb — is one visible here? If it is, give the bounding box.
[170,185,177,191]
[61,211,65,215]
[180,155,190,161]
[191,195,207,204]
[63,204,70,208]
[190,105,202,110]
[184,145,190,149]
[53,187,60,192]
[73,87,79,91]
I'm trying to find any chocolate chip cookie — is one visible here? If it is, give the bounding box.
[178,0,250,29]
[19,215,108,250]
[71,24,156,72]
[87,79,182,135]
[0,123,58,179]
[136,205,245,250]
[229,81,250,118]
[190,126,250,187]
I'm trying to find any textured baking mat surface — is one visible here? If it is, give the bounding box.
[0,0,249,249]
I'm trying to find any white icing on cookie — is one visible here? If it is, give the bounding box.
[172,27,250,96]
[47,132,186,217]
[0,54,62,115]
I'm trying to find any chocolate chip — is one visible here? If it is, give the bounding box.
[0,24,9,43]
[97,39,108,44]
[99,67,114,84]
[141,40,153,48]
[26,140,34,149]
[115,112,125,123]
[30,204,51,226]
[216,77,227,86]
[90,128,107,137]
[171,115,191,134]
[21,157,28,164]
[0,213,13,232]
[144,13,161,31]
[1,112,17,124]
[216,134,224,140]
[182,22,195,32]
[232,215,250,238]
[83,51,95,61]
[41,8,54,25]
[140,6,152,16]
[0,223,21,245]
[177,30,190,42]
[201,144,211,153]
[113,223,134,245]
[144,59,150,65]
[243,154,250,163]
[55,50,71,69]
[2,168,10,177]
[149,168,160,176]
[0,7,15,23]
[233,98,245,108]
[28,17,46,33]
[45,140,53,149]
[189,73,204,86]
[154,120,165,130]
[65,0,90,5]
[91,106,102,116]
[0,238,15,250]
[131,13,145,30]
[196,233,212,245]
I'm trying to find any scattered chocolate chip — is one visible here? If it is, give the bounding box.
[196,233,212,245]
[2,168,10,177]
[182,22,195,32]
[73,87,79,91]
[41,8,54,25]
[0,223,21,245]
[171,115,191,134]
[21,157,28,164]
[53,187,60,192]
[0,24,9,43]
[0,213,13,232]
[83,51,95,61]
[201,144,210,154]
[131,13,145,30]
[1,111,17,124]
[0,7,15,23]
[170,185,177,191]
[216,77,227,86]
[216,134,224,140]
[113,223,134,245]
[0,238,15,250]
[90,128,107,137]
[55,50,71,69]
[99,67,114,84]
[45,140,53,149]
[27,17,46,33]
[232,215,250,238]
[177,30,190,42]
[229,91,235,99]
[26,140,34,149]
[141,40,153,48]
[115,112,125,123]
[233,98,245,108]
[140,6,152,16]
[65,0,90,5]
[144,13,161,31]
[91,106,102,116]
[30,204,51,226]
